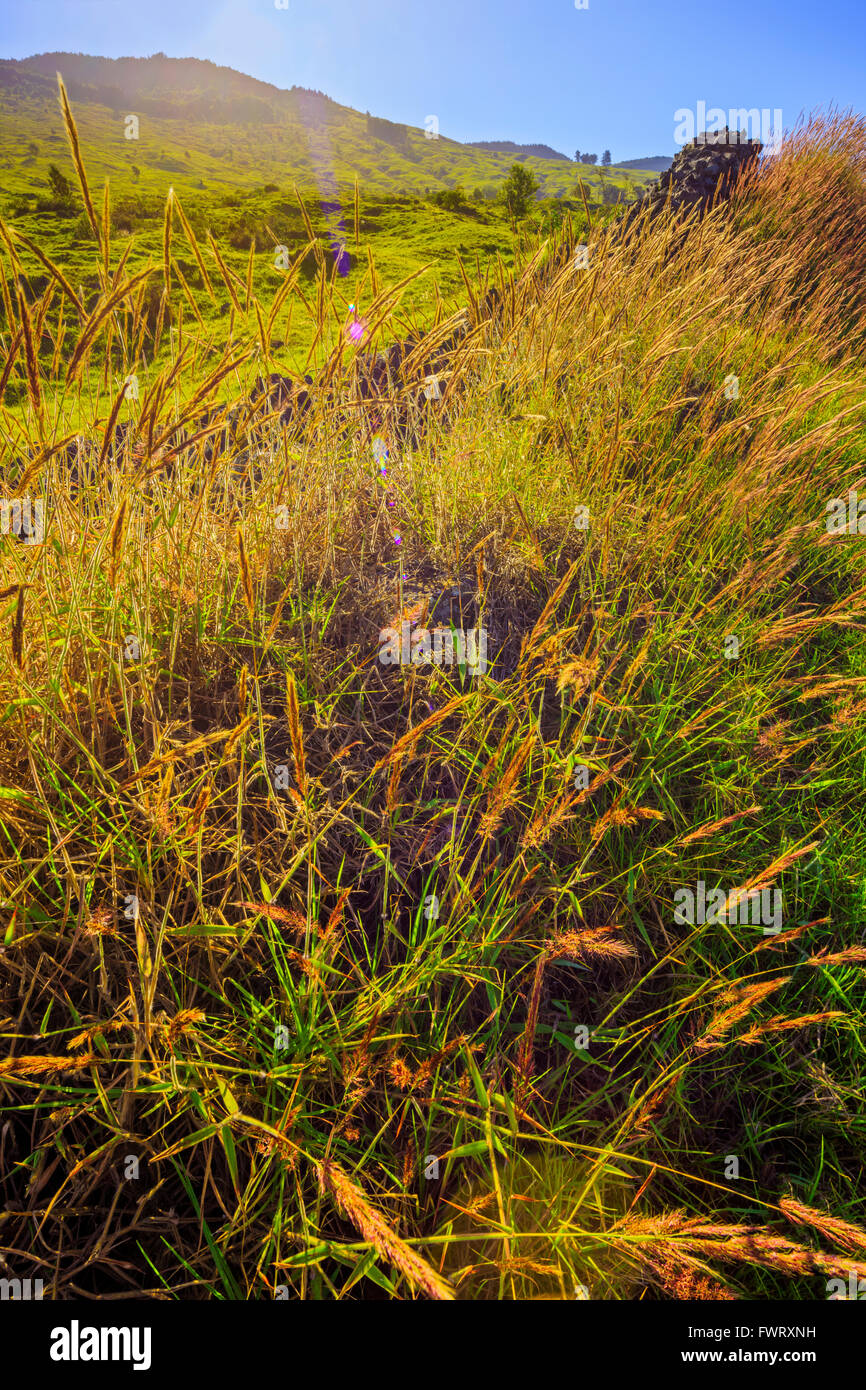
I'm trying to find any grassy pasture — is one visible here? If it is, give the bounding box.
[0,91,865,1302]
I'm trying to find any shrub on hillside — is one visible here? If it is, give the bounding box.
[431,186,469,212]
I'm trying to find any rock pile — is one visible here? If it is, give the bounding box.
[625,128,762,226]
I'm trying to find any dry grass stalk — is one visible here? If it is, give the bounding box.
[10,585,26,667]
[520,560,579,662]
[680,804,762,846]
[284,671,307,797]
[737,1011,844,1045]
[318,1157,455,1300]
[520,791,576,850]
[373,696,466,772]
[516,925,634,1096]
[163,1008,207,1050]
[662,1268,738,1300]
[322,888,351,945]
[616,1209,864,1281]
[722,840,820,918]
[779,1197,866,1255]
[173,194,216,300]
[15,283,42,414]
[237,529,255,624]
[0,1053,98,1078]
[67,1018,128,1049]
[591,800,665,842]
[242,901,308,938]
[386,745,404,814]
[545,924,636,965]
[805,946,866,968]
[121,720,255,786]
[56,74,101,250]
[573,754,630,806]
[479,733,536,840]
[694,976,791,1052]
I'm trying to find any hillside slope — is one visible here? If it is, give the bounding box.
[0,53,655,203]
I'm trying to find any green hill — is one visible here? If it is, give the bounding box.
[0,52,653,203]
[0,54,656,375]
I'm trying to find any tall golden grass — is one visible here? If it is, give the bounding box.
[0,102,863,1299]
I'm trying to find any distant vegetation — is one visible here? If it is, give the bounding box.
[615,154,674,172]
[468,139,572,161]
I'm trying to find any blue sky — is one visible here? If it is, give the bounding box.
[1,0,864,160]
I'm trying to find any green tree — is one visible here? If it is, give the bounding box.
[602,149,612,166]
[501,163,539,218]
[47,164,74,207]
